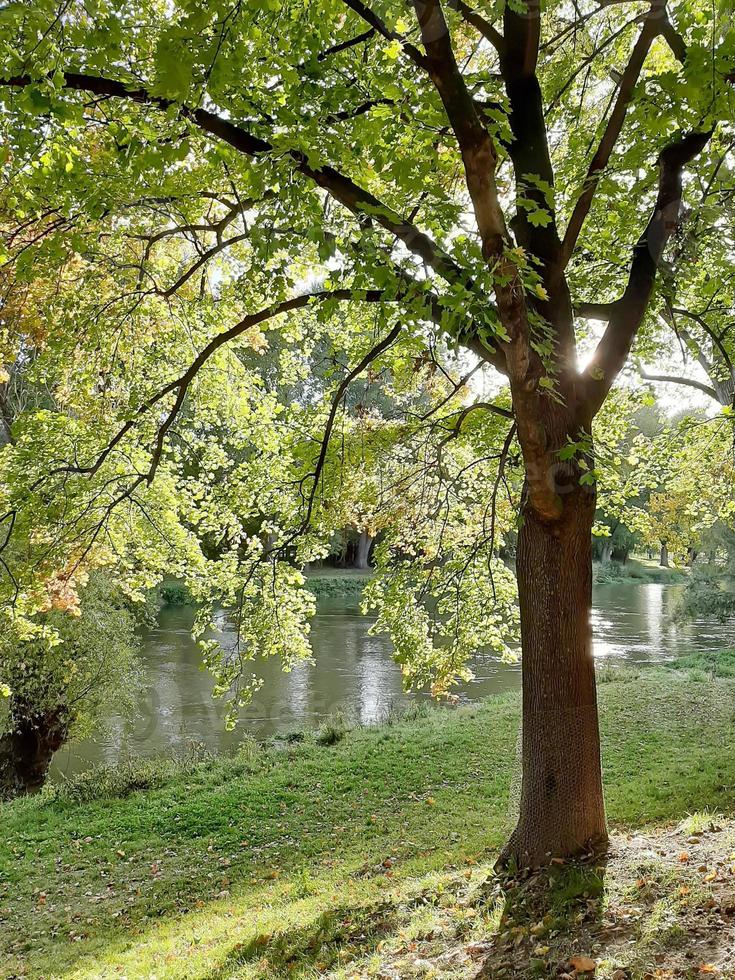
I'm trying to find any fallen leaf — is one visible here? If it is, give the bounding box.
[569,955,597,974]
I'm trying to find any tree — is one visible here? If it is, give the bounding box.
[631,413,734,566]
[0,0,733,864]
[0,572,142,798]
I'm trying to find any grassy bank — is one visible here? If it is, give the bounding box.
[2,664,735,979]
[304,568,372,597]
[668,648,735,678]
[593,556,690,585]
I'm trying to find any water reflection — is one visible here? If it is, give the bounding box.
[51,583,735,780]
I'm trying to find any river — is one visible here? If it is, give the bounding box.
[50,582,735,780]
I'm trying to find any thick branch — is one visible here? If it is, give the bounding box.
[498,1,574,343]
[2,72,465,287]
[582,129,713,417]
[339,0,501,114]
[659,12,687,63]
[412,0,560,523]
[574,301,618,320]
[412,0,508,259]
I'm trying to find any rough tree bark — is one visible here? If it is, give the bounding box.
[507,484,607,863]
[660,542,670,567]
[600,539,613,564]
[0,702,69,800]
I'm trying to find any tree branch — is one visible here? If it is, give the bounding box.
[1,72,466,287]
[340,0,429,70]
[32,288,408,489]
[671,306,734,375]
[445,0,504,54]
[582,129,714,417]
[559,1,665,269]
[637,365,718,400]
[438,399,514,448]
[411,0,508,260]
[574,301,618,320]
[302,321,403,525]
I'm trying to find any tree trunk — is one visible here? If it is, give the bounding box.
[503,487,607,866]
[600,539,613,564]
[660,542,669,567]
[0,705,69,800]
[354,530,373,570]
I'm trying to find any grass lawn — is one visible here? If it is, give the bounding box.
[1,665,735,979]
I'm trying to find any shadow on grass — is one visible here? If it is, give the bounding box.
[202,900,399,980]
[4,675,735,978]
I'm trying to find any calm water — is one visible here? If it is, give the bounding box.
[50,582,735,780]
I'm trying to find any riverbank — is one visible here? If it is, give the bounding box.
[593,556,689,585]
[305,558,690,597]
[2,660,735,978]
[305,567,374,597]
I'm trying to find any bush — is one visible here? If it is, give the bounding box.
[0,572,144,744]
[157,579,194,606]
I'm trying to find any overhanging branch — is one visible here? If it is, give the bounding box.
[32,288,409,489]
[1,72,466,288]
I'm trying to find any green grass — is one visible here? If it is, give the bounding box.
[594,556,689,585]
[2,670,735,979]
[667,647,735,678]
[305,569,372,597]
